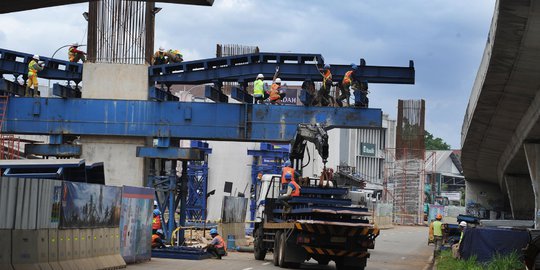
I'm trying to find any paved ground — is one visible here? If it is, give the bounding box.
[128,225,433,270]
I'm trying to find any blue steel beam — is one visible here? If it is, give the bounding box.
[4,98,382,142]
[0,48,82,82]
[149,52,415,85]
[136,147,204,160]
[25,144,82,157]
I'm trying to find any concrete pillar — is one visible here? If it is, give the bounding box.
[504,175,534,220]
[80,63,149,187]
[524,143,540,228]
[80,136,145,187]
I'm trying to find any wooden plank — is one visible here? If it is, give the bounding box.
[263,222,295,230]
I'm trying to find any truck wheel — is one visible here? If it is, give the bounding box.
[273,231,282,266]
[254,228,267,260]
[278,231,286,268]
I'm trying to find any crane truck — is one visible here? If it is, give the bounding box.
[252,124,380,270]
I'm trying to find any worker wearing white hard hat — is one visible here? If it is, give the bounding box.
[153,46,168,65]
[269,66,283,104]
[68,43,86,63]
[25,54,44,97]
[253,73,268,104]
[452,221,468,259]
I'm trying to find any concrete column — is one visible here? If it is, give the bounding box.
[504,175,534,220]
[524,143,540,228]
[80,63,149,187]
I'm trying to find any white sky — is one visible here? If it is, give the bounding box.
[0,0,497,148]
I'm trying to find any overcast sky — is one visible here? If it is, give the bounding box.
[0,0,496,148]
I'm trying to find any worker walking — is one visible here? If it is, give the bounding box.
[167,49,183,63]
[432,214,443,256]
[152,209,162,235]
[68,43,86,63]
[153,47,168,65]
[277,173,301,212]
[25,55,44,97]
[204,228,227,259]
[253,73,268,104]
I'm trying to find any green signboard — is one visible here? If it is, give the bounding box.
[360,143,376,157]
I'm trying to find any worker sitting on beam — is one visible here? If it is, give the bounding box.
[167,49,183,63]
[68,43,86,63]
[153,47,168,65]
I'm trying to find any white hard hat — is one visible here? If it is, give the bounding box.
[256,73,264,79]
[275,78,282,84]
[159,47,165,52]
[459,221,467,227]
[72,42,79,47]
[32,55,40,60]
[153,200,158,206]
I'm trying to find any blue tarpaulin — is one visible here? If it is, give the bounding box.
[460,227,529,262]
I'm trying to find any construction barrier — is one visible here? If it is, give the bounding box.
[119,186,153,264]
[0,177,152,270]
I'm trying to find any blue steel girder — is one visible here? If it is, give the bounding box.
[4,98,382,141]
[149,52,415,85]
[0,48,82,82]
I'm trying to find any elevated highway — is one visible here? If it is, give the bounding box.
[462,0,540,224]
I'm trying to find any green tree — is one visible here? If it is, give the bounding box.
[425,130,451,150]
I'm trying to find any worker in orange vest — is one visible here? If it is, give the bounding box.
[281,160,296,189]
[338,63,357,107]
[277,173,301,213]
[68,43,86,63]
[152,209,162,234]
[204,228,227,259]
[318,64,335,106]
[26,55,44,97]
[152,229,166,249]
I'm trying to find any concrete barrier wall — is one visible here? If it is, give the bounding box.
[0,177,136,270]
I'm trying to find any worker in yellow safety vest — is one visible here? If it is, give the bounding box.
[26,55,44,97]
[167,49,183,63]
[68,43,86,63]
[432,214,443,255]
[253,73,268,104]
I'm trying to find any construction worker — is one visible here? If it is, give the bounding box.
[277,173,301,212]
[152,209,162,235]
[26,55,44,97]
[68,43,86,63]
[281,160,296,188]
[167,49,183,63]
[318,64,335,106]
[152,229,166,249]
[204,228,226,259]
[354,80,369,108]
[253,73,268,104]
[432,214,443,256]
[452,221,467,258]
[153,47,168,65]
[338,63,357,107]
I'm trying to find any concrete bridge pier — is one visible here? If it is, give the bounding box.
[524,143,540,228]
[504,174,534,220]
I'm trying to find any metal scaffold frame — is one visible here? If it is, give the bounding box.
[186,141,212,222]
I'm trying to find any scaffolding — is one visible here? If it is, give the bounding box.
[383,148,436,225]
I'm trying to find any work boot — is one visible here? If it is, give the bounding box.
[33,88,40,97]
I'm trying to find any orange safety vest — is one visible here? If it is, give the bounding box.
[290,181,301,197]
[151,234,160,248]
[281,167,295,184]
[269,83,281,101]
[213,235,226,250]
[322,69,332,88]
[343,70,353,86]
[152,216,162,230]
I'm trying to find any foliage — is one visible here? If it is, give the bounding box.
[425,130,451,150]
[437,250,525,270]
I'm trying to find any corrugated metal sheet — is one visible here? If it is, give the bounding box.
[221,196,248,223]
[0,177,17,229]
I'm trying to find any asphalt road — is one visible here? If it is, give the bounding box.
[128,225,433,270]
